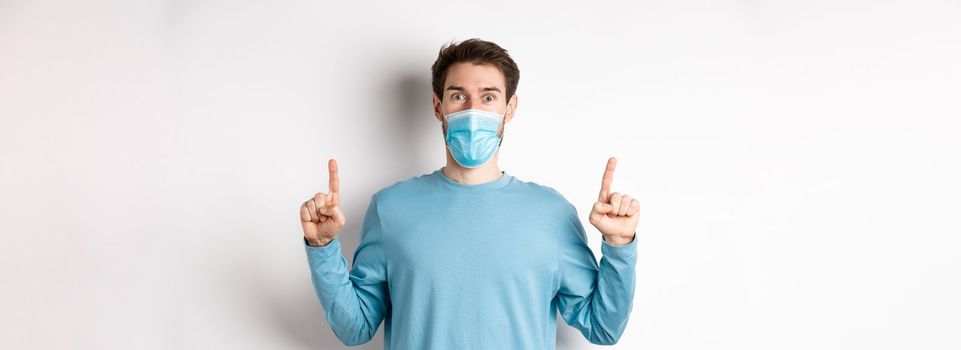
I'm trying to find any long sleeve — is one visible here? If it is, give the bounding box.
[555,202,638,345]
[303,194,390,346]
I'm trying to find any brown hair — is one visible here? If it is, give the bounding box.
[431,38,520,102]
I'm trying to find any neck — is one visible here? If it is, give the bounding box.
[442,151,503,185]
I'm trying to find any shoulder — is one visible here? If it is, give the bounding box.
[369,170,436,203]
[509,175,578,213]
[512,176,587,241]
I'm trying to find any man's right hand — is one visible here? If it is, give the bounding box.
[300,158,346,247]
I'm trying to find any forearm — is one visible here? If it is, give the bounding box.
[566,236,638,345]
[304,237,382,346]
[593,236,638,342]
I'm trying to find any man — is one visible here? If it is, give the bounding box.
[299,38,640,349]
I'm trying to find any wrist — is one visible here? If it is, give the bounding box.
[306,236,334,247]
[603,233,635,247]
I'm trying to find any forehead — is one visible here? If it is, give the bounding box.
[444,62,506,91]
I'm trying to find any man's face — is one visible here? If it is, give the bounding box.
[433,62,517,138]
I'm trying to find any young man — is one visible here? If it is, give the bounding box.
[299,38,640,349]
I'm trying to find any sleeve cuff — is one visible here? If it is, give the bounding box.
[303,236,341,258]
[601,233,637,258]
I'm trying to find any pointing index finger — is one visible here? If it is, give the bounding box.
[328,158,340,204]
[598,157,616,202]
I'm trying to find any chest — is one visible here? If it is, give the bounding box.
[386,198,563,287]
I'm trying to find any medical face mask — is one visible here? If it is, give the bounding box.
[443,108,507,168]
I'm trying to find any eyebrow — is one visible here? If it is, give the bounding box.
[445,85,502,93]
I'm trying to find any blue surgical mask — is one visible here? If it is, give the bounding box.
[443,108,507,168]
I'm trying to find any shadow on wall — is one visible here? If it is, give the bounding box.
[257,66,433,349]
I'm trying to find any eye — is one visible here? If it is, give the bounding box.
[451,93,465,101]
[484,94,495,102]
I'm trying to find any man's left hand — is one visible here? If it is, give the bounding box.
[588,157,640,246]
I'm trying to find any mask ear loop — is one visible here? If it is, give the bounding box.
[496,108,508,147]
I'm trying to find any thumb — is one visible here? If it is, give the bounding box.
[327,204,346,226]
[592,201,614,215]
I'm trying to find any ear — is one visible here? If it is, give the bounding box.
[432,93,443,122]
[505,94,518,123]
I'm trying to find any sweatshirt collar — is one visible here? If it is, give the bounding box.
[433,167,513,193]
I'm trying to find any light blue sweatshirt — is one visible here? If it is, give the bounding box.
[303,168,637,349]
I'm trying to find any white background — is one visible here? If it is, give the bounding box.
[1,0,959,349]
